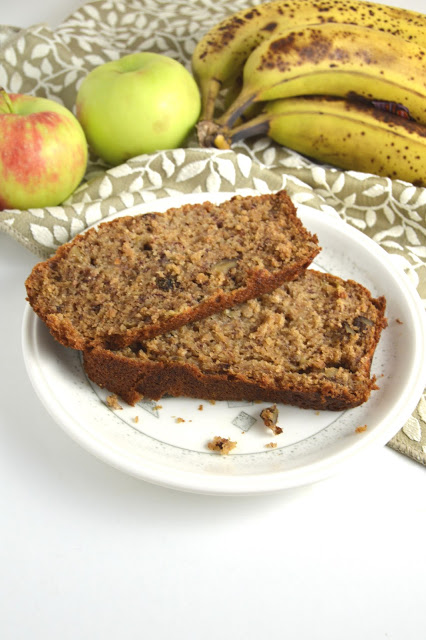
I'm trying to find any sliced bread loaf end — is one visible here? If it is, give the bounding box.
[26,190,320,350]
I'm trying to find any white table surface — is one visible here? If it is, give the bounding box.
[1,1,425,639]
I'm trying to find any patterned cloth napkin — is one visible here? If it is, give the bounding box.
[1,0,425,464]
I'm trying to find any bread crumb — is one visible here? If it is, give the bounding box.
[154,404,162,410]
[395,318,403,325]
[265,442,277,448]
[355,424,368,433]
[133,416,139,423]
[175,417,185,423]
[106,394,122,410]
[198,404,204,411]
[260,404,283,435]
[207,436,237,455]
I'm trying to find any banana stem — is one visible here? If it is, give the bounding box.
[227,112,272,144]
[199,78,222,122]
[216,88,257,128]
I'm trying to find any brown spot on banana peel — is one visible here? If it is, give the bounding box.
[198,8,269,55]
[223,97,426,185]
[219,22,426,129]
[262,21,279,33]
[229,96,426,141]
[196,1,426,57]
[193,1,426,122]
[259,29,359,72]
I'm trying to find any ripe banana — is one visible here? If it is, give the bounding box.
[217,96,426,186]
[192,0,426,121]
[215,22,426,130]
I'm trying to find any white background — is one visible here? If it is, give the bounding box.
[1,1,425,639]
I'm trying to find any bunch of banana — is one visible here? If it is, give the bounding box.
[192,0,426,121]
[214,22,426,129]
[192,0,426,185]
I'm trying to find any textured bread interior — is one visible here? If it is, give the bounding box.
[84,270,387,408]
[25,191,319,349]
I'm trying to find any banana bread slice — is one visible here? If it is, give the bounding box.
[25,191,319,350]
[83,270,387,411]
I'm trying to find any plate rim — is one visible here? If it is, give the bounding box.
[21,193,426,495]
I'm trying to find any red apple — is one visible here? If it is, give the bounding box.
[0,91,88,210]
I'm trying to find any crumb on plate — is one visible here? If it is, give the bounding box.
[207,436,237,455]
[106,394,122,410]
[260,404,283,435]
[355,424,368,434]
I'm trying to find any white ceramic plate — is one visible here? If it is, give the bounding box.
[22,192,426,495]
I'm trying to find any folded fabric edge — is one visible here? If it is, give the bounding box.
[387,437,426,466]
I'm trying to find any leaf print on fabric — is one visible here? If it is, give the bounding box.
[53,225,69,244]
[0,65,8,88]
[172,149,185,167]
[4,47,17,66]
[98,177,114,199]
[176,160,208,182]
[146,169,162,188]
[31,42,50,58]
[236,153,252,179]
[262,146,276,167]
[46,207,69,221]
[85,202,103,226]
[84,4,101,20]
[9,71,22,93]
[365,209,377,228]
[400,186,417,205]
[30,224,56,249]
[215,157,236,186]
[161,155,176,179]
[362,183,387,197]
[108,164,136,178]
[382,205,396,225]
[120,192,135,208]
[70,218,85,236]
[418,395,426,422]
[331,173,345,194]
[206,169,221,193]
[406,227,421,246]
[252,177,270,194]
[291,191,317,205]
[129,176,144,193]
[403,416,422,442]
[312,166,328,186]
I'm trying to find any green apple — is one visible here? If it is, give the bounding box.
[0,91,87,211]
[75,52,201,165]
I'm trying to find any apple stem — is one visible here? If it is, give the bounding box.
[0,88,14,114]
